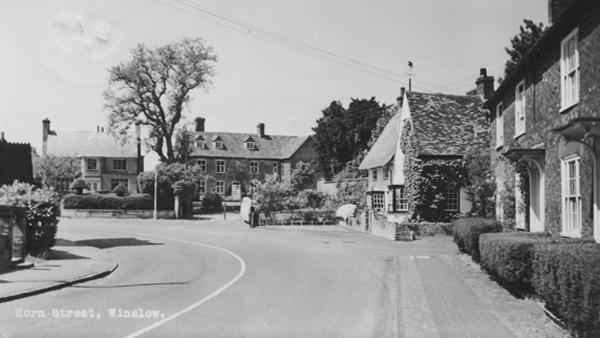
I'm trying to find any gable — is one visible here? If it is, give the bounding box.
[359,113,401,170]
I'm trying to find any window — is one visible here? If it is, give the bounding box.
[197,159,206,172]
[515,80,526,137]
[561,28,579,110]
[250,161,259,174]
[87,159,98,170]
[216,160,225,173]
[372,193,385,210]
[214,141,223,149]
[372,169,378,181]
[273,162,278,174]
[562,157,581,237]
[383,169,389,181]
[112,159,127,171]
[198,180,206,194]
[392,186,408,212]
[87,181,99,192]
[55,177,73,192]
[111,178,129,190]
[245,142,255,150]
[195,141,205,148]
[216,181,225,194]
[443,187,459,211]
[496,102,504,148]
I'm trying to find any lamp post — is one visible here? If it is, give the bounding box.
[153,168,158,220]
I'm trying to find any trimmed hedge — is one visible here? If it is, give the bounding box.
[452,218,502,262]
[63,193,156,210]
[532,242,600,337]
[480,232,552,286]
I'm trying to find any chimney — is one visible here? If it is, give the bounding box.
[195,117,205,132]
[476,68,494,100]
[42,118,51,157]
[0,131,5,143]
[548,0,575,24]
[397,87,406,106]
[257,123,265,138]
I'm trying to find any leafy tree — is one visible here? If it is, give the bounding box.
[312,97,390,178]
[32,153,81,190]
[502,19,545,81]
[290,161,315,192]
[138,163,208,209]
[104,37,217,164]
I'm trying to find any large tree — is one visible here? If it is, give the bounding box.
[104,37,217,164]
[32,151,81,190]
[312,97,389,178]
[502,19,545,81]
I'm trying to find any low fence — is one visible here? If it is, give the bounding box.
[257,210,338,226]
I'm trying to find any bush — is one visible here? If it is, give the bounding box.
[112,183,129,196]
[479,232,552,287]
[63,193,154,210]
[532,242,600,337]
[202,192,222,208]
[69,178,89,194]
[0,181,61,257]
[452,217,502,261]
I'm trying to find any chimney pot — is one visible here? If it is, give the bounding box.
[195,117,205,132]
[42,118,51,157]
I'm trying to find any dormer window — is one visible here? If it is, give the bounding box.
[195,141,205,148]
[212,135,224,149]
[244,136,256,150]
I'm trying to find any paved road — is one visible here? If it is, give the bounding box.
[0,217,455,338]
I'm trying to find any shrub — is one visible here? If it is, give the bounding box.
[112,183,129,196]
[532,242,600,337]
[69,178,89,195]
[0,181,61,257]
[452,217,502,261]
[202,192,222,208]
[63,193,154,210]
[479,232,552,287]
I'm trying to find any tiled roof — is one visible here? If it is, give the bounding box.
[46,131,137,158]
[408,91,488,156]
[358,113,401,170]
[189,131,311,160]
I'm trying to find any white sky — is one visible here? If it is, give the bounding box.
[0,0,548,152]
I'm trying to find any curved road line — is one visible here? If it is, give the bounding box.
[85,228,247,338]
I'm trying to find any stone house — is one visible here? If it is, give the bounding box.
[487,0,600,241]
[42,119,142,192]
[188,117,317,197]
[359,70,492,223]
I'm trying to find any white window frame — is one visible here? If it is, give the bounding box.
[383,168,389,181]
[195,141,205,148]
[372,169,378,181]
[111,178,129,190]
[273,162,278,174]
[496,102,504,148]
[394,186,408,212]
[443,187,459,211]
[197,159,206,172]
[372,192,385,210]
[216,181,225,194]
[561,28,579,111]
[245,142,255,150]
[515,80,526,137]
[250,161,259,174]
[562,156,581,237]
[87,159,98,171]
[216,160,225,174]
[214,140,223,149]
[112,159,127,171]
[198,180,206,194]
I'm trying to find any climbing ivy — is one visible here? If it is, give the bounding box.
[400,121,468,222]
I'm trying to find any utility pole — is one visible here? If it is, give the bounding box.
[407,61,415,91]
[184,129,188,170]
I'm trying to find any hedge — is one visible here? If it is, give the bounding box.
[479,232,552,287]
[532,242,600,337]
[0,182,61,257]
[452,218,502,262]
[63,193,158,210]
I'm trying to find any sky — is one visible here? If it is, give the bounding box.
[0,0,548,153]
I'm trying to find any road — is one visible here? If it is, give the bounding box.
[0,216,455,338]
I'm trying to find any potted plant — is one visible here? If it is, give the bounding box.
[69,178,89,195]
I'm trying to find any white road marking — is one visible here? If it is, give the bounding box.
[85,228,247,338]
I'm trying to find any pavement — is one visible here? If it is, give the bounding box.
[0,220,559,338]
[0,241,118,303]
